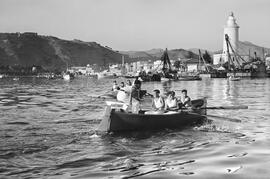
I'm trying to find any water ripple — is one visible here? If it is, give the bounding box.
[0,78,270,178]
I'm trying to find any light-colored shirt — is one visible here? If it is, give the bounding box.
[117,87,129,103]
[165,98,178,108]
[125,86,132,93]
[112,84,118,91]
[153,96,165,110]
[181,96,192,107]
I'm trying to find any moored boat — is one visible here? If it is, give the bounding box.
[97,98,207,132]
[177,76,202,81]
[228,76,241,81]
[63,74,71,80]
[97,71,117,79]
[160,77,172,82]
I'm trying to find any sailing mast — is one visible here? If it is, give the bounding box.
[161,48,171,71]
[198,50,201,72]
[161,48,172,77]
[198,49,209,73]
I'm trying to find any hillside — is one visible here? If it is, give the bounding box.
[120,50,157,61]
[0,33,123,71]
[214,41,270,59]
[188,48,213,56]
[121,48,199,61]
[238,41,270,58]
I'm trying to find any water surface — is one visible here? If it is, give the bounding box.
[0,77,270,178]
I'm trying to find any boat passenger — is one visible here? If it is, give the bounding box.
[180,89,192,108]
[125,80,132,93]
[117,82,129,103]
[119,81,125,89]
[165,91,179,111]
[145,89,165,114]
[129,81,142,113]
[112,80,119,91]
[126,80,132,86]
[132,77,142,88]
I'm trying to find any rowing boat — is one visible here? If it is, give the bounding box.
[228,76,241,81]
[97,98,207,132]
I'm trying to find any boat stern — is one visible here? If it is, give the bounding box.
[96,105,112,132]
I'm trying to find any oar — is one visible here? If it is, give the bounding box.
[187,112,241,123]
[89,90,117,99]
[202,105,248,110]
[204,114,241,123]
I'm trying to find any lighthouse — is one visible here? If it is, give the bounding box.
[223,12,239,54]
[213,12,240,65]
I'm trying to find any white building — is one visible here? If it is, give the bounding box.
[266,56,270,68]
[153,60,162,71]
[213,12,240,65]
[68,66,95,75]
[109,64,122,76]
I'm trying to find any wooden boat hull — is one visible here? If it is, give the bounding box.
[229,77,241,81]
[177,76,202,81]
[109,111,205,132]
[97,99,207,132]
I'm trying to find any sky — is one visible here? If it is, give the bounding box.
[0,0,269,51]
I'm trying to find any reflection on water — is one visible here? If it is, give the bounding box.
[0,77,270,178]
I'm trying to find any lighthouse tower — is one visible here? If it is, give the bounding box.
[213,12,240,65]
[223,12,239,54]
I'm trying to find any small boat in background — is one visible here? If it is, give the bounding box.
[63,74,71,80]
[13,77,19,81]
[177,76,202,81]
[228,76,241,81]
[160,77,172,82]
[63,73,75,80]
[96,70,117,79]
[0,74,3,79]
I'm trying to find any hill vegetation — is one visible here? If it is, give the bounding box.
[0,33,123,71]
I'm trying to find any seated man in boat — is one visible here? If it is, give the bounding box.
[125,80,133,93]
[126,79,132,86]
[180,89,192,108]
[117,82,129,103]
[165,91,179,111]
[145,89,165,114]
[112,80,119,92]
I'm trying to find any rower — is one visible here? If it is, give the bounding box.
[126,79,132,86]
[125,80,132,93]
[165,91,179,111]
[145,89,165,114]
[112,80,119,92]
[180,89,192,108]
[117,82,129,103]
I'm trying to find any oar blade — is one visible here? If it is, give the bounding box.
[204,105,248,110]
[206,114,241,123]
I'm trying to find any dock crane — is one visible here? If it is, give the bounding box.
[224,34,247,71]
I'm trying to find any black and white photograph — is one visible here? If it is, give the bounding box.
[0,0,270,178]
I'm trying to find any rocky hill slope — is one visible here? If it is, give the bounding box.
[0,33,122,71]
